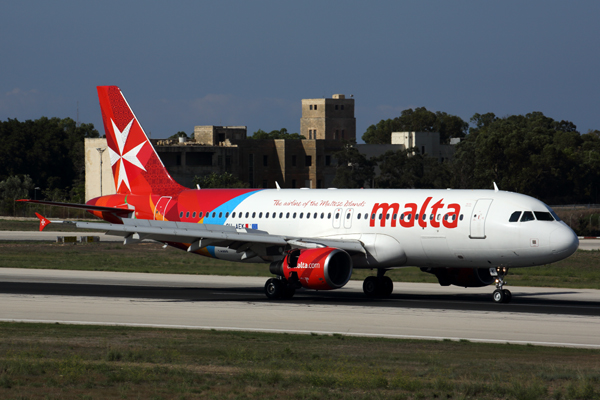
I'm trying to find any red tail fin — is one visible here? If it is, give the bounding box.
[35,213,51,231]
[96,86,185,196]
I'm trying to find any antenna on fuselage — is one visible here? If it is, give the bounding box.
[196,184,200,190]
[493,182,499,192]
[275,181,281,190]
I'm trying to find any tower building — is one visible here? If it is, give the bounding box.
[300,94,356,141]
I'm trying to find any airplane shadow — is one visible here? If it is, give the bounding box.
[1,282,599,317]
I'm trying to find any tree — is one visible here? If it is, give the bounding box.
[375,148,451,189]
[250,128,305,140]
[332,143,374,188]
[451,111,592,204]
[362,107,467,144]
[193,172,249,188]
[0,174,34,215]
[0,117,99,206]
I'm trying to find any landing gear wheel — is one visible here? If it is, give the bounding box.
[502,289,512,303]
[381,276,394,298]
[265,278,284,299]
[492,289,505,303]
[363,276,380,298]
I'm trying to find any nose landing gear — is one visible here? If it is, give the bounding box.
[490,267,511,303]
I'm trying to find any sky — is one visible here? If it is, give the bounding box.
[1,1,599,141]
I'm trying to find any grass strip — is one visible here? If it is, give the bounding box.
[1,241,600,289]
[0,322,599,400]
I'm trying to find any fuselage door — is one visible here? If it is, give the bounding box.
[344,208,354,229]
[469,199,493,239]
[332,207,343,229]
[155,196,172,221]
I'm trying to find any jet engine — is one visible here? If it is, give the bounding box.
[270,248,353,290]
[421,267,495,288]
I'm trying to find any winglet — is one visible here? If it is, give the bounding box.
[493,182,499,192]
[35,213,51,231]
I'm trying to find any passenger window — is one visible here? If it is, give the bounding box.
[231,212,235,218]
[314,213,317,218]
[265,212,269,218]
[320,213,324,219]
[357,214,361,219]
[225,212,229,218]
[444,214,448,221]
[306,213,310,219]
[245,212,249,218]
[299,213,303,218]
[520,211,535,222]
[509,211,521,222]
[286,212,290,218]
[186,212,190,218]
[437,214,441,221]
[279,212,283,218]
[378,214,383,220]
[192,212,196,218]
[371,214,375,220]
[293,212,297,218]
[328,213,332,219]
[199,212,203,218]
[217,212,221,218]
[430,214,434,220]
[415,213,419,221]
[393,213,397,220]
[252,212,256,218]
[346,213,351,219]
[400,213,404,220]
[459,214,463,221]
[386,214,390,220]
[407,214,412,221]
[534,211,554,221]
[179,211,183,218]
[211,212,215,218]
[259,212,262,218]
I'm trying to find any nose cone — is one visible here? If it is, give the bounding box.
[550,225,579,257]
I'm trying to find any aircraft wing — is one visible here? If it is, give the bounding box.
[75,218,366,256]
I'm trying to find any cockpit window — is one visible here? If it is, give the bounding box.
[545,205,561,221]
[520,211,535,222]
[534,211,554,221]
[509,211,521,222]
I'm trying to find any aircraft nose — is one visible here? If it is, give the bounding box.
[550,225,579,256]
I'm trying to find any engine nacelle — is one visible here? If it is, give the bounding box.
[422,267,495,288]
[272,248,353,290]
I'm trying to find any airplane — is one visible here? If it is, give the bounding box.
[20,86,580,304]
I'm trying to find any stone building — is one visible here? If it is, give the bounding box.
[300,94,356,140]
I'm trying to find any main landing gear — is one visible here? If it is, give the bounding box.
[491,267,512,303]
[363,269,393,298]
[264,277,296,300]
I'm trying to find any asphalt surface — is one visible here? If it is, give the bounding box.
[1,269,599,348]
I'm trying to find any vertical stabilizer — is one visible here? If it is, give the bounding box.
[96,86,185,196]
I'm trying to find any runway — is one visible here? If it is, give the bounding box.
[1,268,599,348]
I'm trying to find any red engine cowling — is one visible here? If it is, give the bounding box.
[423,267,495,288]
[281,248,353,290]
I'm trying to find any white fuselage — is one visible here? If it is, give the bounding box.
[200,188,579,269]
